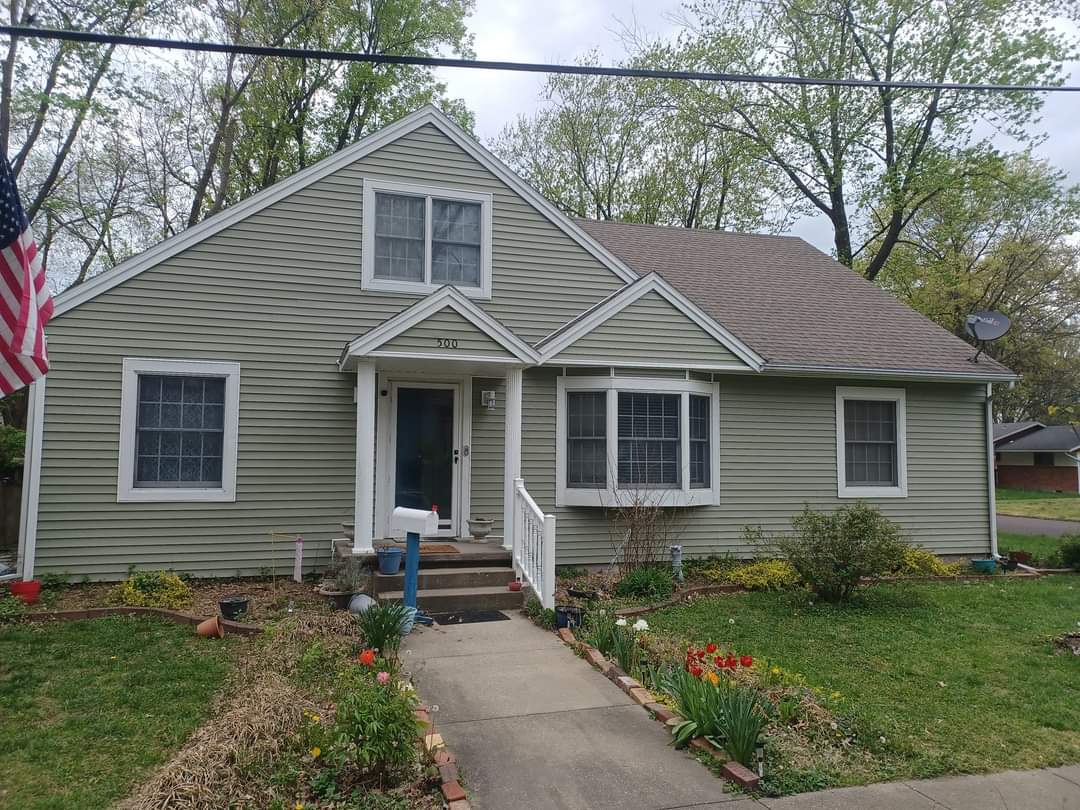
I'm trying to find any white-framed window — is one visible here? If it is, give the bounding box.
[117,358,241,503]
[556,376,720,507]
[361,178,493,298]
[835,386,908,498]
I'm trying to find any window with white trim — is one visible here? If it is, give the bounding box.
[362,179,492,298]
[835,386,908,498]
[118,359,241,503]
[557,376,719,507]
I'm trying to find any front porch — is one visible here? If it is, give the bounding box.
[336,287,556,608]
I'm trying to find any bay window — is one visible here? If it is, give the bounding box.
[557,376,720,507]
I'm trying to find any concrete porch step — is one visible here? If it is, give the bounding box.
[380,585,524,613]
[375,566,516,593]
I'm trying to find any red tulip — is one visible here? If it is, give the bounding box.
[715,656,724,667]
[691,665,704,678]
[706,642,718,654]
[740,655,754,668]
[696,650,706,661]
[358,648,376,667]
[726,655,737,668]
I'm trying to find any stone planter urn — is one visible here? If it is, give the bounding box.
[467,516,495,542]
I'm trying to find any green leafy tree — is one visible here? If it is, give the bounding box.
[661,0,1073,276]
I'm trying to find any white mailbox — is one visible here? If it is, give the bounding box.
[391,506,440,537]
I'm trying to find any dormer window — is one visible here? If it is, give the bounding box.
[362,179,492,298]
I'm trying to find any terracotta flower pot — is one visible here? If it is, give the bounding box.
[9,580,41,605]
[508,580,523,592]
[196,615,225,638]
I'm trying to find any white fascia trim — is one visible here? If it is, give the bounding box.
[15,377,45,580]
[555,374,721,508]
[835,385,908,498]
[766,362,1019,384]
[986,383,1000,557]
[368,350,525,365]
[117,358,241,503]
[339,286,540,367]
[551,358,754,372]
[361,177,493,299]
[538,274,764,371]
[53,105,635,318]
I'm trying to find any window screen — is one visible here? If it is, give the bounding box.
[1034,452,1055,466]
[567,391,606,487]
[373,192,425,281]
[689,394,710,488]
[136,375,225,488]
[618,392,680,487]
[843,399,897,486]
[431,199,481,286]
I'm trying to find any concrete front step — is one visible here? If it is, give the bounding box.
[375,566,516,593]
[381,585,524,613]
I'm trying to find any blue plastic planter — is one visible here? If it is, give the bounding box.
[377,547,404,575]
[971,558,997,575]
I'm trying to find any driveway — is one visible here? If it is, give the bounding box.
[997,514,1080,537]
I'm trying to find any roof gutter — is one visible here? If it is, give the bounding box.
[762,362,1019,384]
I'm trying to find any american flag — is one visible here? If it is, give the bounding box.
[0,151,52,396]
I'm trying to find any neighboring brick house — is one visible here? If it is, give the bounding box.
[994,423,1080,493]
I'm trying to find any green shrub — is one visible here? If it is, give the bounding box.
[893,547,963,577]
[523,598,556,630]
[773,503,906,603]
[1056,538,1080,571]
[323,666,422,784]
[107,570,193,609]
[0,423,25,478]
[556,565,587,579]
[727,559,801,591]
[693,554,741,583]
[355,602,409,660]
[0,593,26,623]
[614,566,675,602]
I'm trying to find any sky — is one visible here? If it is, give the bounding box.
[436,0,1080,254]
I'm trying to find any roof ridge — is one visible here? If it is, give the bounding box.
[573,216,804,241]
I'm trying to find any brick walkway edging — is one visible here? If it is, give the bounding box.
[21,606,262,636]
[415,705,472,809]
[554,626,761,792]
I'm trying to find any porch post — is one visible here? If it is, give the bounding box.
[353,363,377,555]
[502,366,523,552]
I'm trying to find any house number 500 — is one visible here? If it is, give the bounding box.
[436,337,459,349]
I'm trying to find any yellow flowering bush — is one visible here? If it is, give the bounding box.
[107,570,193,609]
[727,559,802,591]
[893,547,963,578]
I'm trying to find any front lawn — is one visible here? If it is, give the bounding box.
[997,488,1080,521]
[645,577,1080,791]
[0,616,235,810]
[998,531,1073,566]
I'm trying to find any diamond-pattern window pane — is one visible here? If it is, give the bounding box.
[689,395,710,489]
[843,399,898,486]
[373,193,424,281]
[135,374,226,488]
[567,391,606,487]
[617,393,680,487]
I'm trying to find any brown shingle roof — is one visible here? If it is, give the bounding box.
[575,219,1015,380]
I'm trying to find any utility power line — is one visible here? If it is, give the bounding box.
[3,25,1079,93]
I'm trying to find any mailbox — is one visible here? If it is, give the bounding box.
[391,506,439,537]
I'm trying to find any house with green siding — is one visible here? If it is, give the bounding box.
[10,106,1016,607]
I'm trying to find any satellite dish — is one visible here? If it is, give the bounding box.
[965,310,1011,363]
[965,310,1011,342]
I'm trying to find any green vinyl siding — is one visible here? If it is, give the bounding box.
[520,371,992,565]
[550,290,749,367]
[379,307,516,358]
[34,123,624,579]
[470,378,506,534]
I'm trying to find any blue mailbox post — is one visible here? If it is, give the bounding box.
[391,506,440,628]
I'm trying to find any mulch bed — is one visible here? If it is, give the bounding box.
[49,577,330,623]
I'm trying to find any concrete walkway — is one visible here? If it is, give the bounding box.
[404,613,1080,810]
[998,513,1080,537]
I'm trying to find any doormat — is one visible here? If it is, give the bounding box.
[428,610,510,625]
[419,544,459,554]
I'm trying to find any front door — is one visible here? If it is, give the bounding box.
[391,383,460,536]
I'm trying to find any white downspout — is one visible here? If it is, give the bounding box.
[986,382,1000,560]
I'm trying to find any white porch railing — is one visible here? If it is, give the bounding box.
[512,477,556,610]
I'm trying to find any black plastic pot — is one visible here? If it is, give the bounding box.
[567,587,599,601]
[555,605,583,629]
[219,595,250,621]
[320,589,355,611]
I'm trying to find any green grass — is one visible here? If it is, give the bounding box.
[998,531,1072,565]
[647,578,1080,784]
[997,488,1080,521]
[0,616,235,810]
